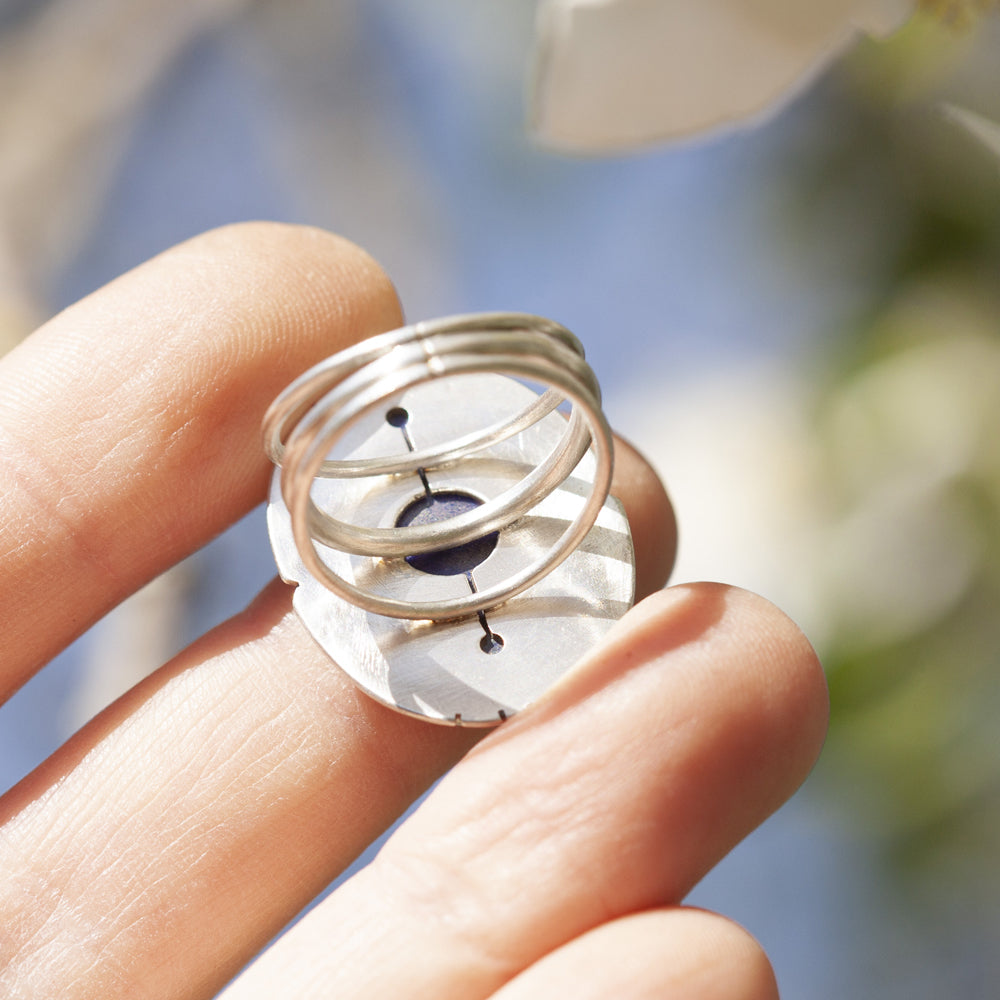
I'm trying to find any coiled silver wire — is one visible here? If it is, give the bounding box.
[263,312,614,621]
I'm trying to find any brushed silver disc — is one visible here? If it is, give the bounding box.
[267,373,635,726]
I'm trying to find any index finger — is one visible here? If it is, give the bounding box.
[0,222,401,702]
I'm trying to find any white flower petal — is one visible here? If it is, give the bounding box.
[530,0,914,151]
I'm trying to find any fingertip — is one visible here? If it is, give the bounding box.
[660,908,779,1000]
[612,434,677,599]
[150,222,404,371]
[517,580,828,855]
[0,221,404,697]
[631,582,829,805]
[492,907,779,1000]
[622,582,829,777]
[712,584,829,792]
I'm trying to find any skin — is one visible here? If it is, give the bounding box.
[0,223,828,999]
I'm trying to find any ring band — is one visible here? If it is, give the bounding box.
[263,312,615,621]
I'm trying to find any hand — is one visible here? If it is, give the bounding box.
[0,223,828,1000]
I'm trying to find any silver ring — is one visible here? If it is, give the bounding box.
[263,312,615,621]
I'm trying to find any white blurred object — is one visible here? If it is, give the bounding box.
[612,321,1000,656]
[530,0,914,151]
[611,363,834,645]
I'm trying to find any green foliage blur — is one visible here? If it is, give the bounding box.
[791,11,1000,889]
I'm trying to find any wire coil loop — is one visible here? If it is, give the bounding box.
[263,312,614,621]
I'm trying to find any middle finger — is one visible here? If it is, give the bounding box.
[223,585,826,1000]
